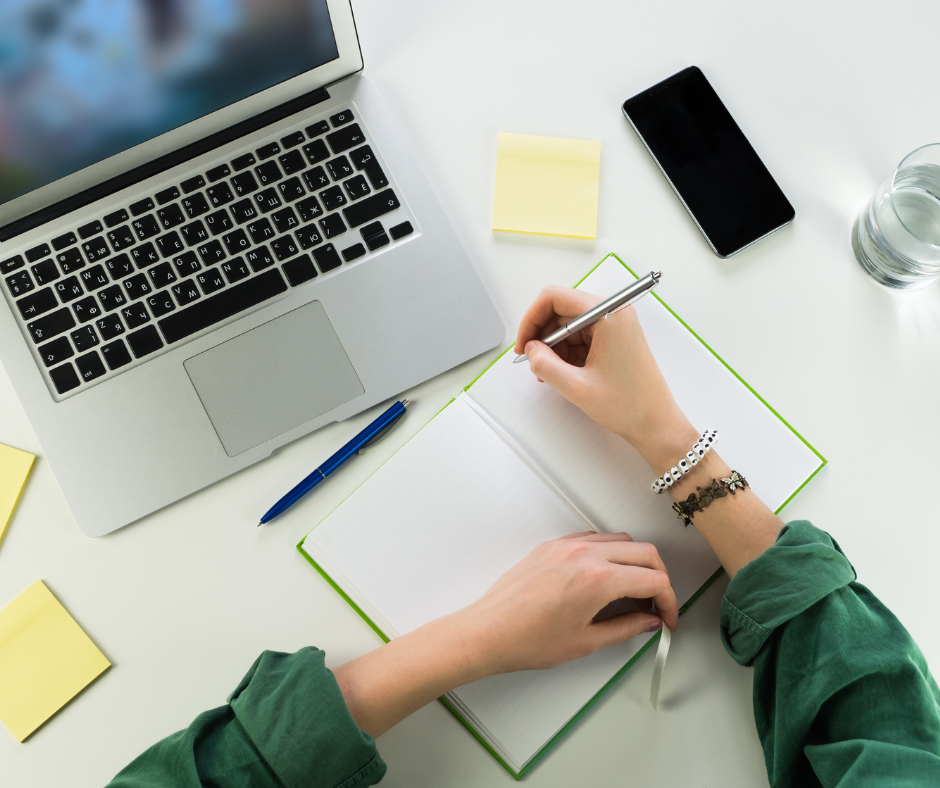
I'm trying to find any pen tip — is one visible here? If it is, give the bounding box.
[257,521,263,527]
[513,354,527,364]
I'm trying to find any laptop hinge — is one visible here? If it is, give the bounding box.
[0,87,331,243]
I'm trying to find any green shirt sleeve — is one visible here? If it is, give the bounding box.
[720,520,940,788]
[107,647,386,788]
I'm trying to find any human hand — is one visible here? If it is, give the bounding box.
[456,531,678,675]
[514,286,699,472]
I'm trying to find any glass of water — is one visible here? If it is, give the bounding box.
[853,143,940,289]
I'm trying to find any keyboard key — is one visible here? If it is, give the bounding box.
[148,262,177,289]
[132,215,161,241]
[49,363,80,394]
[38,336,74,367]
[306,120,330,138]
[318,213,346,240]
[330,110,354,127]
[171,279,201,306]
[304,166,330,192]
[246,246,275,272]
[232,153,256,171]
[127,325,163,358]
[271,236,299,261]
[247,219,275,245]
[207,183,235,208]
[54,276,84,303]
[26,243,50,262]
[180,220,209,247]
[121,302,151,329]
[221,257,251,283]
[257,142,281,160]
[158,269,288,344]
[363,161,389,190]
[181,175,206,193]
[107,225,136,251]
[363,229,389,251]
[349,145,376,170]
[157,204,185,230]
[327,124,365,154]
[82,236,111,263]
[207,164,231,182]
[17,288,58,319]
[28,307,76,343]
[155,232,184,258]
[130,197,155,216]
[282,131,306,149]
[313,244,342,273]
[197,240,226,266]
[319,185,347,211]
[296,196,323,223]
[122,273,152,301]
[303,139,330,165]
[255,161,283,186]
[342,243,366,262]
[389,221,414,240]
[104,209,129,228]
[279,150,306,175]
[181,193,210,219]
[57,248,85,274]
[31,259,60,286]
[272,207,300,234]
[173,251,202,277]
[205,209,233,235]
[147,291,176,317]
[343,175,371,200]
[231,172,258,197]
[327,156,353,181]
[98,284,127,312]
[130,242,160,269]
[80,264,109,291]
[70,326,99,352]
[51,233,77,251]
[282,254,318,286]
[296,225,323,250]
[229,199,258,225]
[343,189,400,228]
[278,177,306,203]
[156,186,181,205]
[5,270,33,297]
[1,255,25,274]
[101,339,132,370]
[72,297,102,323]
[77,220,103,239]
[104,254,134,282]
[222,229,251,256]
[253,188,282,213]
[196,267,226,295]
[75,350,106,382]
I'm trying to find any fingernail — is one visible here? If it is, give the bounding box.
[524,341,536,355]
[646,618,663,632]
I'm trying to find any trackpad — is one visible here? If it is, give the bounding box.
[184,301,364,457]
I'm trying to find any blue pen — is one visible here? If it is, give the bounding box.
[257,399,410,526]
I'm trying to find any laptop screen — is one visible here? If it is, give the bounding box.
[0,0,340,209]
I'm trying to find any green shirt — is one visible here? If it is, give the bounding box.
[109,521,940,787]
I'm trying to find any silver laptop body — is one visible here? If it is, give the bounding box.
[0,0,504,536]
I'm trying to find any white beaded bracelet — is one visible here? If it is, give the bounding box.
[651,430,719,494]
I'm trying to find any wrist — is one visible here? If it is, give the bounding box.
[628,416,701,475]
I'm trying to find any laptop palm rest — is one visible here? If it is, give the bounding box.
[184,301,364,457]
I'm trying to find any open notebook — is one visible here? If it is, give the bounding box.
[299,253,825,778]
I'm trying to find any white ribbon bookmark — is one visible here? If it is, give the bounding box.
[650,620,672,710]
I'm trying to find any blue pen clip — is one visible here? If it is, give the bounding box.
[357,405,408,454]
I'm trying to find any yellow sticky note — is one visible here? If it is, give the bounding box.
[0,443,34,545]
[0,581,110,742]
[492,132,601,239]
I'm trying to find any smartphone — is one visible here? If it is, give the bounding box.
[622,66,794,258]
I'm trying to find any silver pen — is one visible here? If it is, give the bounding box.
[513,271,662,364]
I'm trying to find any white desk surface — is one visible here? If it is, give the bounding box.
[4,1,940,785]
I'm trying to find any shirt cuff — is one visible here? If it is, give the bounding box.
[228,647,385,788]
[719,520,857,666]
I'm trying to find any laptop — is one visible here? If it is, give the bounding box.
[0,0,504,537]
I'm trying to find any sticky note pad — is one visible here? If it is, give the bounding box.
[492,132,601,239]
[0,581,110,742]
[0,443,34,544]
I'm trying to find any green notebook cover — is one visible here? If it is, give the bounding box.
[297,252,826,779]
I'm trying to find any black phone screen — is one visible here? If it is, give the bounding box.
[622,66,794,257]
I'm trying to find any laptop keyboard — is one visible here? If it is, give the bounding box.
[1,106,417,400]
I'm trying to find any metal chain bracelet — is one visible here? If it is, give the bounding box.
[672,471,749,526]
